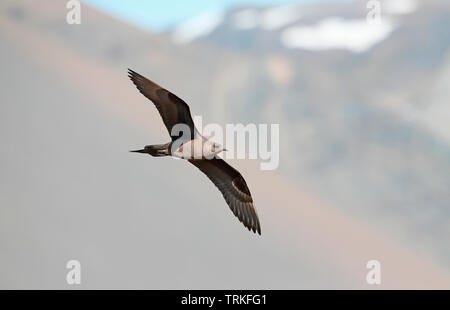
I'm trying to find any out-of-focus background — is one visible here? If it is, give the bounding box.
[1,0,449,289]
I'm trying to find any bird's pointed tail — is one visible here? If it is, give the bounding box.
[130,143,169,157]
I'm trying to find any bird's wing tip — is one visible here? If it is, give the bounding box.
[247,221,261,235]
[127,69,141,84]
[254,226,261,236]
[127,68,139,78]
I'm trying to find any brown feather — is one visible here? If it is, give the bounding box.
[189,158,261,235]
[128,69,196,141]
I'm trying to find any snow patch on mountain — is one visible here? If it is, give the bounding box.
[281,17,395,53]
[172,10,225,44]
[384,0,419,15]
[233,5,301,31]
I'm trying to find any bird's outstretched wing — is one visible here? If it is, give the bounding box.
[128,69,196,141]
[188,158,261,235]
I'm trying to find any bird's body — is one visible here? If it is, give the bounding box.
[128,69,261,235]
[171,136,214,159]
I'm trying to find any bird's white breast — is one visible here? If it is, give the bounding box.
[172,137,210,159]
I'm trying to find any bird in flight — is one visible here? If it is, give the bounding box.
[128,69,261,235]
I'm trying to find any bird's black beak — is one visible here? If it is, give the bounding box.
[130,149,147,153]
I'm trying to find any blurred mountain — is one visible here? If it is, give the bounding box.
[1,0,450,288]
[169,0,450,264]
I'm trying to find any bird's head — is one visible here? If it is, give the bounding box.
[208,141,227,156]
